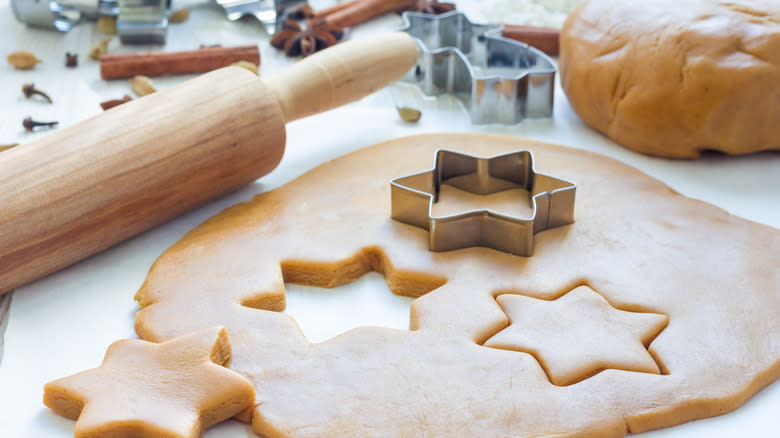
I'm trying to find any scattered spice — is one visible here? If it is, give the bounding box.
[100,94,133,110]
[8,51,42,70]
[0,143,20,152]
[65,52,78,67]
[316,0,411,28]
[396,0,456,14]
[100,46,260,79]
[310,0,355,23]
[270,20,344,57]
[284,4,315,21]
[129,75,156,96]
[23,117,58,132]
[397,106,422,122]
[168,8,190,23]
[89,39,111,60]
[230,60,259,75]
[97,16,118,35]
[22,83,53,103]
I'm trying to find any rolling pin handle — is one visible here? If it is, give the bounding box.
[265,32,420,123]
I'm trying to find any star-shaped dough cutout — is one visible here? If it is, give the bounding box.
[43,326,255,438]
[484,286,668,386]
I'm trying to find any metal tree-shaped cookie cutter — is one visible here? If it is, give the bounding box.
[391,150,576,256]
[400,11,556,124]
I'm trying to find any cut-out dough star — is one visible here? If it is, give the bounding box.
[484,286,668,386]
[43,326,255,438]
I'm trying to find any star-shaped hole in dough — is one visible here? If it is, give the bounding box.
[43,326,255,438]
[484,285,668,386]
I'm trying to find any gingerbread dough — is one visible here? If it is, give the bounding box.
[44,327,255,438]
[559,0,780,158]
[135,134,779,437]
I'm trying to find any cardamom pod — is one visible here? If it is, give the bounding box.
[169,9,190,23]
[130,75,156,96]
[89,39,111,60]
[0,143,20,152]
[397,106,422,123]
[97,16,118,35]
[8,51,42,70]
[230,60,259,75]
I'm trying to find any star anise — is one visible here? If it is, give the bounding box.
[282,4,315,21]
[270,20,344,57]
[396,0,456,15]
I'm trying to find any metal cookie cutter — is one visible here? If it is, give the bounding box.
[216,0,306,35]
[391,150,575,256]
[400,11,556,124]
[11,0,170,44]
[117,0,171,44]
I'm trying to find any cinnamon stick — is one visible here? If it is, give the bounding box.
[311,0,360,23]
[501,25,560,57]
[320,0,411,28]
[100,45,260,80]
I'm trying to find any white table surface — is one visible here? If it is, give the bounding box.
[0,0,778,436]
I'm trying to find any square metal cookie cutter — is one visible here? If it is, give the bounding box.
[400,11,556,124]
[391,150,576,256]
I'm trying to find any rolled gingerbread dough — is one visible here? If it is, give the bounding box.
[135,134,779,437]
[559,0,780,158]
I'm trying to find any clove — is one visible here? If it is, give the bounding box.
[22,83,53,103]
[65,52,78,68]
[23,117,58,132]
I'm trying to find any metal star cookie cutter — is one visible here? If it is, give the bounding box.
[391,150,575,256]
[400,11,556,124]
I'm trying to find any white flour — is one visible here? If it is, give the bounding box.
[480,0,583,28]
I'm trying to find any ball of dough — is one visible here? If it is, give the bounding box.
[559,0,780,158]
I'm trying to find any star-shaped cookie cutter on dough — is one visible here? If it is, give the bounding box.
[391,149,576,256]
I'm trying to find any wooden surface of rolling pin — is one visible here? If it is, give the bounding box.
[0,32,419,296]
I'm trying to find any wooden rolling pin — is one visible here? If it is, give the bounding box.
[0,32,419,296]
